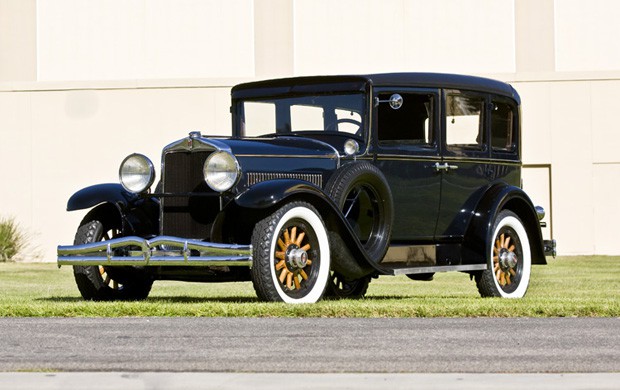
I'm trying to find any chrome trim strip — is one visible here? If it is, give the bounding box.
[375,155,441,162]
[390,264,487,275]
[58,236,252,267]
[235,154,337,159]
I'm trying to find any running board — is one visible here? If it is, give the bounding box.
[388,264,487,276]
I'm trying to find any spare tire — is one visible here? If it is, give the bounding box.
[325,161,393,262]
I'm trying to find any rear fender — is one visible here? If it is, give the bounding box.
[464,184,547,266]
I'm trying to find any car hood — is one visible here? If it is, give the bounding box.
[218,136,339,159]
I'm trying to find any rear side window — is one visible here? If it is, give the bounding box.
[445,92,485,150]
[491,100,516,152]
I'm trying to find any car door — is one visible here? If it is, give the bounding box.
[435,89,491,240]
[372,88,442,241]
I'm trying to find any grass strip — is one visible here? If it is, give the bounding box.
[0,256,618,317]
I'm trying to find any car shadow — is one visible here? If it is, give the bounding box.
[38,296,259,303]
[37,294,469,303]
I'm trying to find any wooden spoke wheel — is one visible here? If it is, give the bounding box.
[493,232,519,289]
[251,202,330,303]
[98,265,121,291]
[72,210,153,301]
[476,210,531,298]
[274,225,315,293]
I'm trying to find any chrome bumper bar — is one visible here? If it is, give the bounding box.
[57,236,252,267]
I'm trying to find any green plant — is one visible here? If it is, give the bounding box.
[0,217,26,262]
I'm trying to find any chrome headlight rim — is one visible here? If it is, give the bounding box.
[203,150,240,192]
[119,153,155,194]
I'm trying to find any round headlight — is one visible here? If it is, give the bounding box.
[119,153,155,193]
[203,151,240,192]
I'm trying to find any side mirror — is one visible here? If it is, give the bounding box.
[374,94,403,110]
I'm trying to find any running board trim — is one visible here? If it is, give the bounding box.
[388,264,488,276]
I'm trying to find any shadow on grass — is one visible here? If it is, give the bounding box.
[38,294,472,304]
[37,296,259,303]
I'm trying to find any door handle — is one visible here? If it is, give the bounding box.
[434,162,459,172]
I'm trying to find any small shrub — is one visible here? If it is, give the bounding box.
[0,217,26,262]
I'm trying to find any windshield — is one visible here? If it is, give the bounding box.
[237,93,367,139]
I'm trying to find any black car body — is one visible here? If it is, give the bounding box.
[58,73,555,303]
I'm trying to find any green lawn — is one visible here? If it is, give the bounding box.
[0,256,618,317]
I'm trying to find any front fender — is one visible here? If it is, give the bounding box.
[68,184,158,237]
[464,184,547,266]
[67,183,138,211]
[232,179,383,278]
[234,179,327,209]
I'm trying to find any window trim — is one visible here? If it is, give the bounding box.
[490,96,519,157]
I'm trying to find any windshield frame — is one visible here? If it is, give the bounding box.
[232,79,372,141]
[233,92,369,141]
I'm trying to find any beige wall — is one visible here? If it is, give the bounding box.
[36,0,255,80]
[1,0,619,260]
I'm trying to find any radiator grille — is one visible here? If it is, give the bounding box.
[247,172,322,187]
[161,151,218,239]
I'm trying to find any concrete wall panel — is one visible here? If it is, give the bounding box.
[513,82,552,165]
[37,0,254,81]
[548,82,594,254]
[293,0,515,75]
[590,80,620,164]
[555,0,620,72]
[593,164,620,255]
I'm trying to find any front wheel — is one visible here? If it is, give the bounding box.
[251,201,330,303]
[475,210,531,298]
[72,214,153,301]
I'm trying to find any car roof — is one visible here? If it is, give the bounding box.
[232,73,520,103]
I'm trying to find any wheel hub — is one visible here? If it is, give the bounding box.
[274,225,313,291]
[286,245,308,270]
[493,232,518,287]
[499,249,518,271]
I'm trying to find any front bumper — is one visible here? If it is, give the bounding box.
[57,236,252,267]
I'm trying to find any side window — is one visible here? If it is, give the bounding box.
[491,100,516,152]
[377,92,434,146]
[446,92,485,150]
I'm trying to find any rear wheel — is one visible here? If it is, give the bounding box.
[72,213,153,301]
[475,210,531,298]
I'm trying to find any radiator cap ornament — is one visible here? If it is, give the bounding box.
[188,131,201,149]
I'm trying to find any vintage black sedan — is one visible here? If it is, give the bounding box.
[58,73,555,303]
